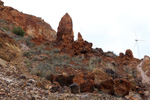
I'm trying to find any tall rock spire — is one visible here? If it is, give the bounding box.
[56,13,74,43]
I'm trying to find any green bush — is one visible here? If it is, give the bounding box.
[12,26,25,37]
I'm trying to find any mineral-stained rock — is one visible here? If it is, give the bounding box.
[77,32,84,41]
[72,41,93,55]
[99,79,131,97]
[73,73,95,93]
[92,68,112,85]
[113,79,131,97]
[99,79,114,94]
[119,52,124,58]
[0,5,56,41]
[36,79,51,90]
[125,49,133,58]
[56,13,74,43]
[69,83,80,94]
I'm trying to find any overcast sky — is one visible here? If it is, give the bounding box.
[4,0,150,59]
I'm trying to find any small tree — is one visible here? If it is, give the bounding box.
[12,26,25,37]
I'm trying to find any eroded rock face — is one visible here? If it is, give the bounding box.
[0,5,56,41]
[77,32,84,41]
[92,68,112,85]
[0,0,4,6]
[56,13,74,43]
[72,41,93,55]
[73,73,95,93]
[99,79,130,97]
[125,49,133,58]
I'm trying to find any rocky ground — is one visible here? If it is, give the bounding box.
[1,0,150,100]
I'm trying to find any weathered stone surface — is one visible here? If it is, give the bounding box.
[125,49,133,58]
[0,5,56,41]
[73,73,95,93]
[72,41,93,55]
[92,68,112,85]
[113,79,131,97]
[36,79,51,90]
[56,13,74,43]
[99,79,130,97]
[0,0,4,6]
[77,32,84,41]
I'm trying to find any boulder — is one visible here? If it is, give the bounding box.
[113,79,131,97]
[99,79,131,97]
[92,68,112,85]
[0,0,4,6]
[56,13,74,43]
[48,74,75,87]
[73,73,95,93]
[125,49,133,58]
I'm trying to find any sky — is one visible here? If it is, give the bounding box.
[3,0,150,59]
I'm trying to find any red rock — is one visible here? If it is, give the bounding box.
[99,79,114,94]
[77,32,84,41]
[50,82,62,93]
[48,74,75,87]
[125,49,133,58]
[119,52,124,58]
[73,73,95,93]
[56,13,74,43]
[0,5,56,41]
[72,41,93,55]
[99,79,130,97]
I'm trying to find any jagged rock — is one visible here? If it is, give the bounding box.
[69,83,80,94]
[72,41,93,55]
[92,68,112,85]
[0,5,56,41]
[113,79,131,97]
[125,49,133,58]
[56,13,74,43]
[99,79,131,97]
[73,73,95,93]
[77,32,84,41]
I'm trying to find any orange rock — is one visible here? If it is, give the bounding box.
[99,79,131,97]
[77,32,84,41]
[73,73,95,93]
[125,49,133,58]
[0,4,56,41]
[56,13,74,43]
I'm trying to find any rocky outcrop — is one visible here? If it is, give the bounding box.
[73,73,95,93]
[0,4,56,41]
[125,49,133,58]
[77,32,84,41]
[92,68,112,85]
[99,79,131,97]
[72,40,93,55]
[56,13,74,43]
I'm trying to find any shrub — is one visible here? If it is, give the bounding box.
[12,26,25,37]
